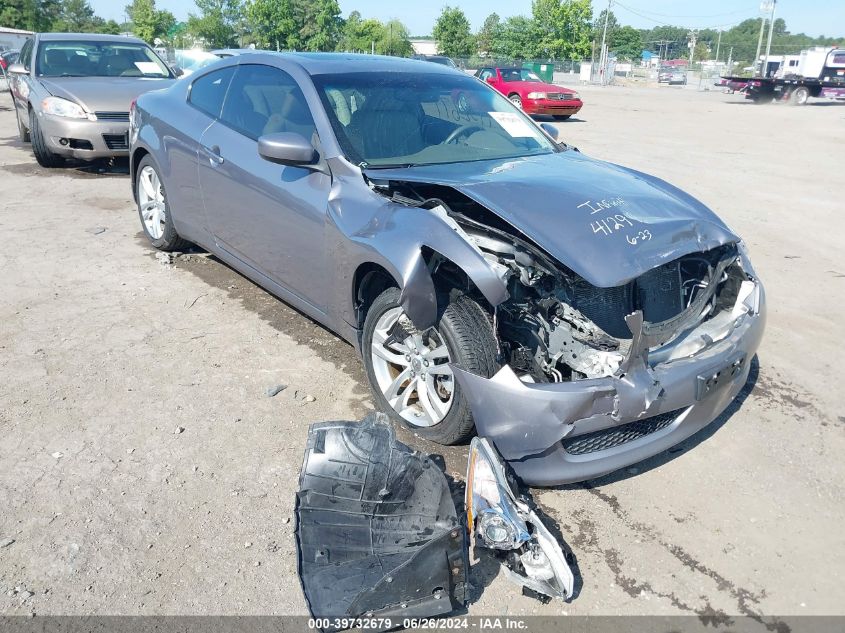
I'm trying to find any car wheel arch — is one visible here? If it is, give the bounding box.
[131,147,150,203]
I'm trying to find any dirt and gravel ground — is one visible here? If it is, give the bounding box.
[1,85,843,626]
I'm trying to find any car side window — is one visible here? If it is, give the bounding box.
[479,69,493,81]
[189,66,235,119]
[20,39,33,70]
[220,64,316,142]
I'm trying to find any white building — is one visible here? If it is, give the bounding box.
[0,26,34,51]
[410,39,437,56]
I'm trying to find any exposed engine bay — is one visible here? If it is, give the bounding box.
[373,179,752,384]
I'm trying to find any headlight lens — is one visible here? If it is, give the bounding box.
[466,437,529,550]
[526,91,546,99]
[41,96,88,119]
[568,92,580,100]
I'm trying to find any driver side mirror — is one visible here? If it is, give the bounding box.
[540,123,559,140]
[485,76,496,84]
[258,132,318,167]
[170,65,184,77]
[7,63,26,75]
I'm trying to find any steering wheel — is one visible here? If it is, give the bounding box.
[444,124,484,144]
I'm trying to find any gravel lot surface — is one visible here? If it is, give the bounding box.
[1,85,843,626]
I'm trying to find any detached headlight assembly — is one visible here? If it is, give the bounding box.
[466,437,574,600]
[526,91,546,99]
[41,96,89,119]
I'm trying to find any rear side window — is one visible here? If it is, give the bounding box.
[189,67,235,119]
[220,64,316,141]
[20,39,33,70]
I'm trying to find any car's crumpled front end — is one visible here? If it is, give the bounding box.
[365,152,765,486]
[449,237,765,485]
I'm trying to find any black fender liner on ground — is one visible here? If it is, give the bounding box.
[295,413,468,630]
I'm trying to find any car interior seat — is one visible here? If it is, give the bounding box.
[345,92,425,161]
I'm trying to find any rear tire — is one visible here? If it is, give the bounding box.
[136,155,191,252]
[30,109,63,167]
[362,287,499,445]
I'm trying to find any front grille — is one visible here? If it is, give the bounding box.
[102,133,129,150]
[561,409,684,455]
[95,111,130,122]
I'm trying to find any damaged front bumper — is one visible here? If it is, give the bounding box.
[453,281,766,486]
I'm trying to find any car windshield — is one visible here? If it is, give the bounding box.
[173,49,220,74]
[500,68,542,82]
[313,71,557,168]
[36,40,170,78]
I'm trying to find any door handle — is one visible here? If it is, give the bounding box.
[204,144,224,166]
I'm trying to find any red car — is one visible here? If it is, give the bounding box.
[475,66,582,119]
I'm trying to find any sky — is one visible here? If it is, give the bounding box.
[90,0,845,39]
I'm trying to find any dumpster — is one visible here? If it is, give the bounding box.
[523,62,554,83]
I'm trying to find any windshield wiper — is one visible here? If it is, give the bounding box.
[361,162,421,170]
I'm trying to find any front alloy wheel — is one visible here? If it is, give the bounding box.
[370,306,455,427]
[362,288,499,445]
[509,94,523,108]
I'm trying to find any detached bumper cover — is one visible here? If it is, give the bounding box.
[453,283,766,486]
[295,414,468,630]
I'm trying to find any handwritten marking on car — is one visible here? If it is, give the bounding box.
[577,197,627,215]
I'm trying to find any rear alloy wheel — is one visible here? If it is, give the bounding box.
[136,156,190,251]
[509,94,523,109]
[29,109,63,168]
[362,287,498,445]
[789,86,809,106]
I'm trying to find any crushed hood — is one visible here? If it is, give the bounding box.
[40,76,174,113]
[366,152,739,288]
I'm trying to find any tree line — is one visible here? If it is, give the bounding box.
[1,0,842,65]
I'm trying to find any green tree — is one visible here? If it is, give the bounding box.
[492,15,539,59]
[336,12,385,53]
[476,13,500,55]
[126,0,158,42]
[610,24,642,60]
[187,0,243,48]
[532,0,592,59]
[432,6,474,58]
[378,18,412,57]
[246,0,296,49]
[296,0,342,51]
[53,0,97,31]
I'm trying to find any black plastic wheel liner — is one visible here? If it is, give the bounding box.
[295,413,468,630]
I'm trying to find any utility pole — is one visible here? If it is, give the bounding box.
[687,29,697,83]
[599,0,612,85]
[754,0,772,75]
[762,0,777,77]
[715,29,722,64]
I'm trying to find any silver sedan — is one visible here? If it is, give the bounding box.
[8,32,175,167]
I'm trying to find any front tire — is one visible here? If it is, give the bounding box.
[509,94,523,109]
[136,155,190,251]
[789,86,809,106]
[362,288,498,445]
[30,109,63,167]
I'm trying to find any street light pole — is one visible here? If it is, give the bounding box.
[687,29,697,83]
[715,29,721,64]
[762,0,777,77]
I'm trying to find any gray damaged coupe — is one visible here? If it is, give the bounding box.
[130,54,766,486]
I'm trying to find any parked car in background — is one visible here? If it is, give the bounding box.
[412,54,458,68]
[211,48,258,58]
[131,53,764,485]
[0,49,19,91]
[474,66,582,119]
[0,49,19,72]
[8,33,175,167]
[171,48,220,77]
[659,66,687,85]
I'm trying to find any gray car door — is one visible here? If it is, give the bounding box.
[198,63,331,312]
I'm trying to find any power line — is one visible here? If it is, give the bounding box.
[612,4,758,20]
[613,1,747,30]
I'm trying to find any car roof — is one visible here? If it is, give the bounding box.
[37,33,147,45]
[235,51,459,76]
